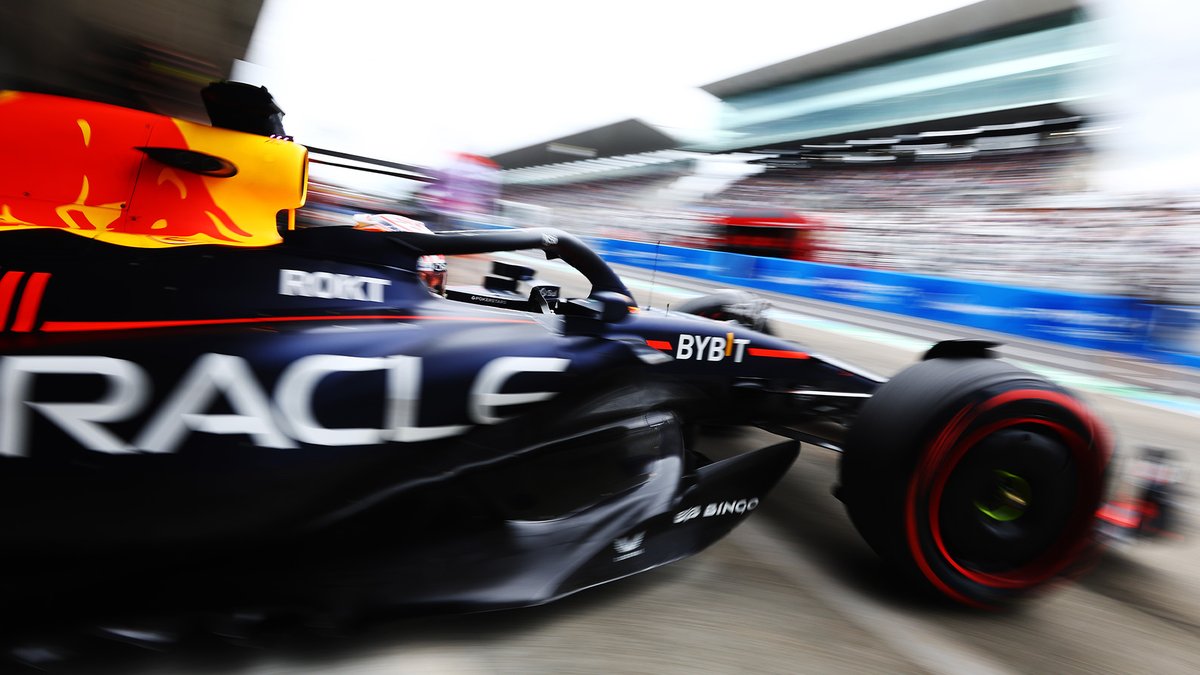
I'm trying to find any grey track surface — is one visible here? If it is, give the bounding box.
[106,254,1199,675]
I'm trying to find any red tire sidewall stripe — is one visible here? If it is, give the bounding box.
[928,417,1083,588]
[905,470,984,607]
[905,388,1109,599]
[904,401,984,607]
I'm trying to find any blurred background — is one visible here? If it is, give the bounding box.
[2,1,1199,672]
[3,0,1197,305]
[8,0,1196,308]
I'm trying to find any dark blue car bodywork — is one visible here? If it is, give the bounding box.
[0,225,882,618]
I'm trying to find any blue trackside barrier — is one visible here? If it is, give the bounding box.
[1148,305,1200,369]
[590,238,1200,370]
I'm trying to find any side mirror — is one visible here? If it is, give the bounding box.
[559,291,632,327]
[591,291,633,322]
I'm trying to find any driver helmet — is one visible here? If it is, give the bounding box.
[352,213,447,295]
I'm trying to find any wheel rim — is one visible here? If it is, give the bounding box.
[936,426,1076,575]
[906,389,1108,599]
[974,470,1032,523]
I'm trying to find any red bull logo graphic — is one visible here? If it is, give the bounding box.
[0,91,308,249]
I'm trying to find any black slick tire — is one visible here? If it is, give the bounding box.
[839,357,1110,607]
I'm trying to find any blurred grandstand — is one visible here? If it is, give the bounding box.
[493,0,1200,305]
[3,0,1196,304]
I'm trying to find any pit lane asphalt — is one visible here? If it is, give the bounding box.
[79,254,1199,674]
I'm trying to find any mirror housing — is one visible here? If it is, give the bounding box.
[560,291,632,329]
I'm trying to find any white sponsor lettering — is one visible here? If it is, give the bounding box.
[279,269,391,302]
[672,333,750,363]
[469,357,570,424]
[0,353,568,456]
[468,295,509,305]
[0,356,149,455]
[135,353,294,453]
[675,498,759,524]
[708,337,725,361]
[677,334,694,360]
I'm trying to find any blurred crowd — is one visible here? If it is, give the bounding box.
[712,149,1088,210]
[504,147,1200,306]
[815,207,1200,304]
[505,170,703,243]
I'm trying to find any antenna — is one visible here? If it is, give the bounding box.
[647,241,661,310]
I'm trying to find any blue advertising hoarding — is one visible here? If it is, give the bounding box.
[591,238,1198,369]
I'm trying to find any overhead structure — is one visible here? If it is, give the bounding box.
[498,0,1102,183]
[492,119,702,186]
[502,149,705,186]
[696,0,1097,155]
[0,0,265,121]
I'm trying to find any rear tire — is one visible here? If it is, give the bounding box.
[839,357,1110,607]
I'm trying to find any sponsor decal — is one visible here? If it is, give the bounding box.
[673,498,759,524]
[673,506,701,524]
[649,335,807,361]
[674,332,750,363]
[0,353,569,456]
[612,532,645,561]
[468,295,511,305]
[279,269,391,302]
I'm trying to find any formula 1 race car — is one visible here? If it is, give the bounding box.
[0,84,1111,634]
